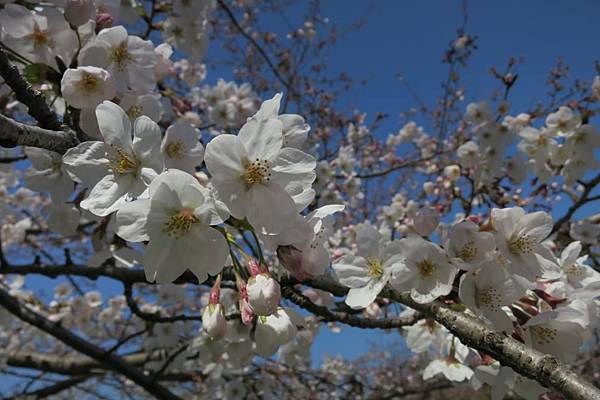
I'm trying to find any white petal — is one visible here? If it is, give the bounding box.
[96,101,133,150]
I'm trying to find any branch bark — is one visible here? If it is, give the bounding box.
[2,349,164,376]
[0,47,63,131]
[0,113,79,154]
[4,262,600,399]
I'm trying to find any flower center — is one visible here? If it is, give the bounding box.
[165,140,185,159]
[29,24,51,48]
[366,257,383,280]
[127,106,143,119]
[530,326,558,345]
[109,146,139,175]
[476,287,501,310]
[163,207,198,238]
[242,159,271,186]
[111,43,131,71]
[508,233,535,254]
[457,241,477,261]
[417,259,436,278]
[78,73,101,92]
[565,263,585,278]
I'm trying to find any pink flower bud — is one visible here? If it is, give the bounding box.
[466,215,481,225]
[237,281,254,325]
[246,274,281,316]
[64,0,96,27]
[95,13,114,32]
[413,206,439,237]
[201,303,226,339]
[209,275,221,305]
[246,259,267,277]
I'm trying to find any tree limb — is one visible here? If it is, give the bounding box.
[0,113,79,154]
[4,262,600,399]
[0,47,63,131]
[0,287,181,400]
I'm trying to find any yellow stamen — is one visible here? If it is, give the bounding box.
[165,140,185,159]
[417,259,436,278]
[242,159,271,186]
[111,43,131,70]
[366,257,383,280]
[78,73,101,92]
[109,146,139,175]
[508,233,535,254]
[162,207,198,238]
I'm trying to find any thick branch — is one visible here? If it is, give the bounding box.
[0,287,180,400]
[382,288,600,400]
[281,286,421,329]
[0,114,79,154]
[2,349,163,376]
[0,47,63,131]
[5,262,600,398]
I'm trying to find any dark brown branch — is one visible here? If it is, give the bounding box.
[14,375,91,399]
[551,172,600,235]
[216,0,296,96]
[0,47,63,131]
[0,155,27,163]
[124,283,203,323]
[0,287,181,400]
[281,286,421,329]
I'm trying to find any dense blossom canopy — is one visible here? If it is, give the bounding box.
[0,1,599,399]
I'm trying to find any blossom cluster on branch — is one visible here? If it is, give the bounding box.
[0,1,599,399]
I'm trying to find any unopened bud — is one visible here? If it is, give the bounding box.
[413,206,439,237]
[95,13,114,32]
[444,164,461,181]
[277,245,311,281]
[201,303,226,339]
[238,281,254,325]
[65,0,96,26]
[246,274,281,316]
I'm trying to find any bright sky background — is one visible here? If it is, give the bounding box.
[298,0,600,364]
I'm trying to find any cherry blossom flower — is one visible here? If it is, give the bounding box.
[63,101,163,216]
[61,66,117,109]
[390,235,458,304]
[160,122,205,173]
[255,308,299,358]
[270,204,345,279]
[78,26,156,93]
[24,147,73,202]
[333,223,404,309]
[204,94,316,233]
[115,169,229,283]
[0,4,77,70]
[458,264,523,331]
[491,207,559,280]
[445,220,495,271]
